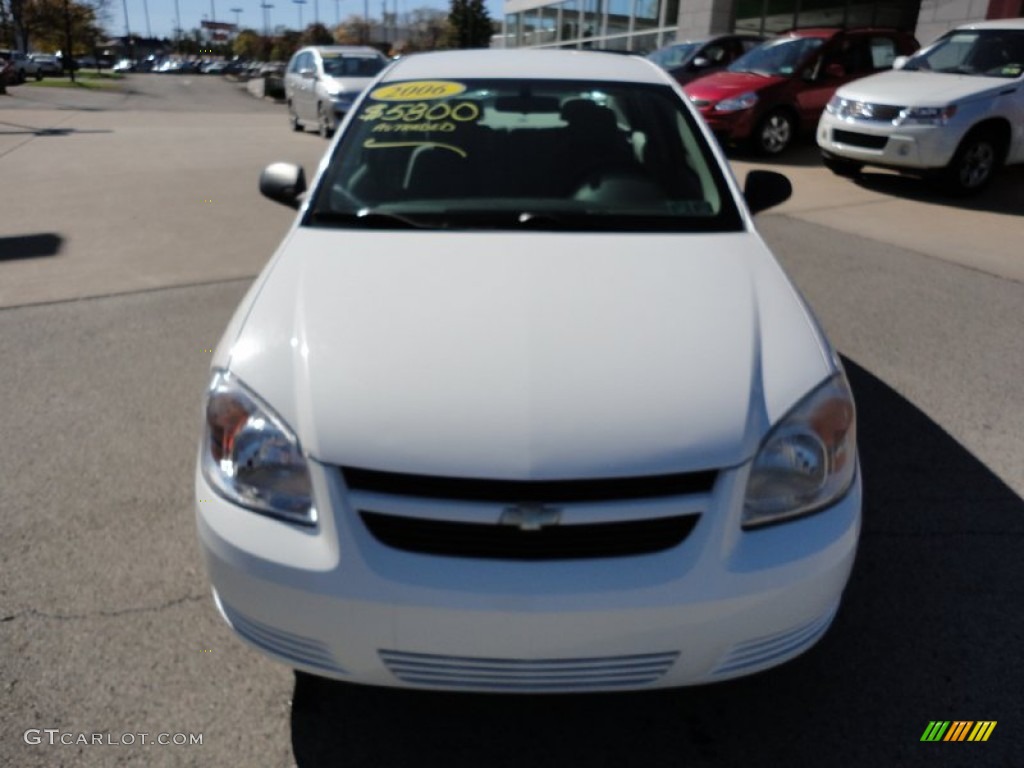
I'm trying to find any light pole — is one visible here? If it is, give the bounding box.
[173,0,182,49]
[334,0,340,26]
[293,0,306,30]
[261,2,274,38]
[363,0,368,43]
[230,7,242,28]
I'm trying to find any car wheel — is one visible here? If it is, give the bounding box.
[288,103,302,132]
[943,131,1001,196]
[822,153,862,179]
[317,104,334,139]
[754,109,795,156]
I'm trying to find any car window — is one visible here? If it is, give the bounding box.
[647,43,701,69]
[728,37,825,76]
[904,29,1024,78]
[867,37,898,69]
[310,78,742,233]
[322,54,386,78]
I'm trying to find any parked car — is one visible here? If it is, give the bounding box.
[648,34,767,85]
[285,45,390,137]
[0,56,14,87]
[684,27,919,155]
[196,49,861,693]
[111,58,136,73]
[0,49,41,83]
[29,53,63,76]
[818,18,1024,194]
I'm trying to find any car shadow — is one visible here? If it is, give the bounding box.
[289,357,1023,768]
[723,138,824,168]
[851,166,1024,216]
[0,120,113,136]
[0,233,63,260]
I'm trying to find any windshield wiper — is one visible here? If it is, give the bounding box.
[309,209,435,229]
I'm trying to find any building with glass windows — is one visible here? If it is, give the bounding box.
[497,0,1023,53]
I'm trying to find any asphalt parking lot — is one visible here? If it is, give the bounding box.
[1,74,1022,767]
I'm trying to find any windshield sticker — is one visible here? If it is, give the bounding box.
[370,80,466,101]
[362,139,466,157]
[358,100,481,135]
[1001,65,1022,77]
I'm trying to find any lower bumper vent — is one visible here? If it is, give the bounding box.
[380,649,679,691]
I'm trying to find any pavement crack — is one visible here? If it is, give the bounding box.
[4,594,207,623]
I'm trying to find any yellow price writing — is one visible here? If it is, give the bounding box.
[359,101,481,124]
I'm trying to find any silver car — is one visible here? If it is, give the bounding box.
[285,46,390,138]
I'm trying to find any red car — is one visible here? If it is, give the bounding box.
[684,28,919,155]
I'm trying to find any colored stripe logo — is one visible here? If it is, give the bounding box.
[921,721,996,742]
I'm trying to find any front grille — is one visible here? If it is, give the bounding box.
[840,101,903,122]
[832,129,888,150]
[341,466,717,502]
[380,649,679,691]
[361,510,699,560]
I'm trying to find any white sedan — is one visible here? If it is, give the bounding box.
[196,49,860,692]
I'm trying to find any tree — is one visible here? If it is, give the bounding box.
[404,7,447,52]
[233,28,262,59]
[300,22,333,46]
[333,15,368,46]
[5,0,103,53]
[446,0,491,50]
[269,28,300,61]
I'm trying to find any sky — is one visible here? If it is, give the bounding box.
[108,0,502,40]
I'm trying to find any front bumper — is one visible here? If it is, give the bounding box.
[697,107,758,142]
[817,112,963,171]
[196,456,860,692]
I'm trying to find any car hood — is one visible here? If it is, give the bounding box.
[836,70,1017,106]
[684,71,785,100]
[224,229,833,479]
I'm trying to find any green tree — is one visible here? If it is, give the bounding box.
[269,28,300,61]
[233,28,262,59]
[446,0,491,49]
[300,22,333,46]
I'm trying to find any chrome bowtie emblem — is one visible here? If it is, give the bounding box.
[499,503,562,531]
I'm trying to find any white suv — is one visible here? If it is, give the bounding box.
[817,18,1024,194]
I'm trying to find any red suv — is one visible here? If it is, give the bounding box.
[684,28,919,155]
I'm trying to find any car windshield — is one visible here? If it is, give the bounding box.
[322,54,386,78]
[647,42,703,69]
[727,36,824,77]
[902,29,1024,78]
[310,78,742,232]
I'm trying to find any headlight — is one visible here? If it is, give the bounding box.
[895,105,957,126]
[825,94,843,115]
[743,372,857,528]
[715,92,758,113]
[201,370,315,525]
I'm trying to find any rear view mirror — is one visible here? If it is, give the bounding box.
[744,170,791,215]
[260,163,307,209]
[692,56,710,69]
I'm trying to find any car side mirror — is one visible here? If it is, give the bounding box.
[260,163,307,209]
[892,55,908,70]
[744,170,791,215]
[300,67,317,79]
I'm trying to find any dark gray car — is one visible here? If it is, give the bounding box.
[647,34,766,86]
